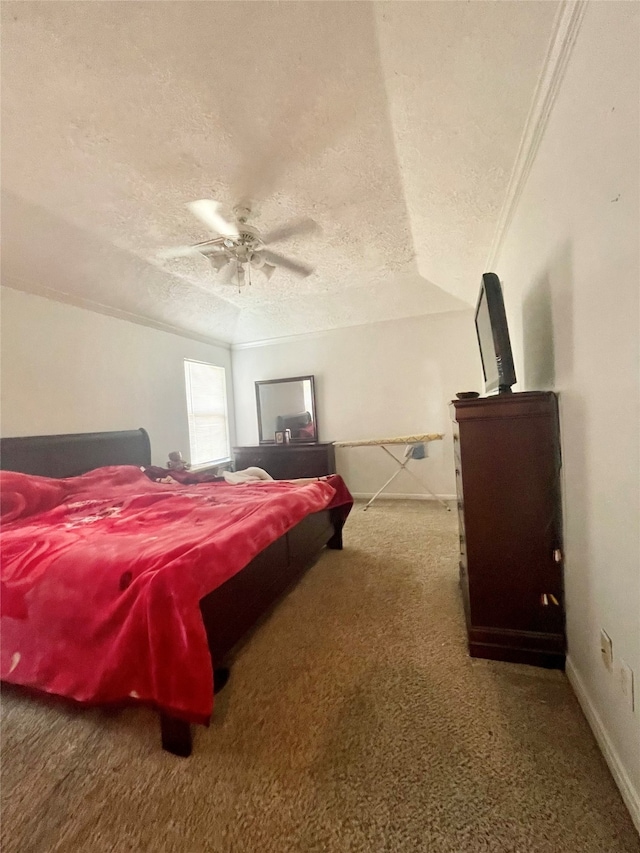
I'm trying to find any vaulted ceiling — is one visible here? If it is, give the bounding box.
[1,1,559,345]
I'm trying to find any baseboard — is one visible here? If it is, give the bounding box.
[351,492,456,502]
[566,656,640,834]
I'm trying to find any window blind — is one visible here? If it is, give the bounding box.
[184,360,230,466]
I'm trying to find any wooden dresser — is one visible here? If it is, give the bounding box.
[233,443,336,480]
[452,392,565,668]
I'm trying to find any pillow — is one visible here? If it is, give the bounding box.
[223,467,274,484]
[0,471,67,523]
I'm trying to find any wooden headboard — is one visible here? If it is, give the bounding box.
[0,429,151,478]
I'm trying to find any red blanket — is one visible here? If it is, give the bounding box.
[0,466,351,723]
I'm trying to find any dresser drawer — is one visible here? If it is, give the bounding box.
[233,449,268,470]
[233,444,336,480]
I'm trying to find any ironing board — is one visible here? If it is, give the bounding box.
[333,434,449,511]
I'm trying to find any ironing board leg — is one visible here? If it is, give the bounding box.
[364,445,450,511]
[403,465,451,510]
[363,465,406,510]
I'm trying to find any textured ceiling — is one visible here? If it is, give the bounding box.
[1,1,559,346]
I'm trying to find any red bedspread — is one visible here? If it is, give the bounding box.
[0,466,351,723]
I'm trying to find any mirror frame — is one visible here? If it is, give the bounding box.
[255,375,318,445]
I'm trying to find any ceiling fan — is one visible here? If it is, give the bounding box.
[159,200,318,288]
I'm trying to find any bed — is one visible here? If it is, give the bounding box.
[0,428,351,756]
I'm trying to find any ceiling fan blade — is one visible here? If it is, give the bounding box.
[187,199,239,239]
[261,218,320,246]
[262,250,314,278]
[191,240,226,257]
[157,245,203,260]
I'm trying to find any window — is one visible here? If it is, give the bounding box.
[184,360,230,466]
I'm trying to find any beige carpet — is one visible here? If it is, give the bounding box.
[2,500,638,853]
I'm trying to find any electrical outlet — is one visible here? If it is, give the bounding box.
[620,661,635,712]
[600,629,613,671]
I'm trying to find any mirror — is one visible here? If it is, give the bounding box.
[256,376,317,444]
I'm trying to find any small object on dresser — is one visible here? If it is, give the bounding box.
[284,429,292,444]
[456,391,480,400]
[275,431,285,445]
[167,451,190,471]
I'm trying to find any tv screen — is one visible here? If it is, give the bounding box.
[475,273,517,394]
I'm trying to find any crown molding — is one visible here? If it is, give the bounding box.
[1,279,232,350]
[485,0,588,272]
[232,326,338,351]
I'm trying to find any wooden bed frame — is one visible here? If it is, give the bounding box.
[0,428,345,756]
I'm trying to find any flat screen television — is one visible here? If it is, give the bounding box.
[475,272,517,395]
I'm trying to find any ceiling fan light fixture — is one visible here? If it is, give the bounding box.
[262,263,277,282]
[218,258,238,286]
[249,251,265,269]
[209,253,229,272]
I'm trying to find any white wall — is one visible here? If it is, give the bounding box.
[232,310,481,498]
[494,2,639,826]
[0,287,234,466]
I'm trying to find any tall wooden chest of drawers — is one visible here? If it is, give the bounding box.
[452,392,565,668]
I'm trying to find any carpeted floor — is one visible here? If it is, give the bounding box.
[2,500,638,853]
